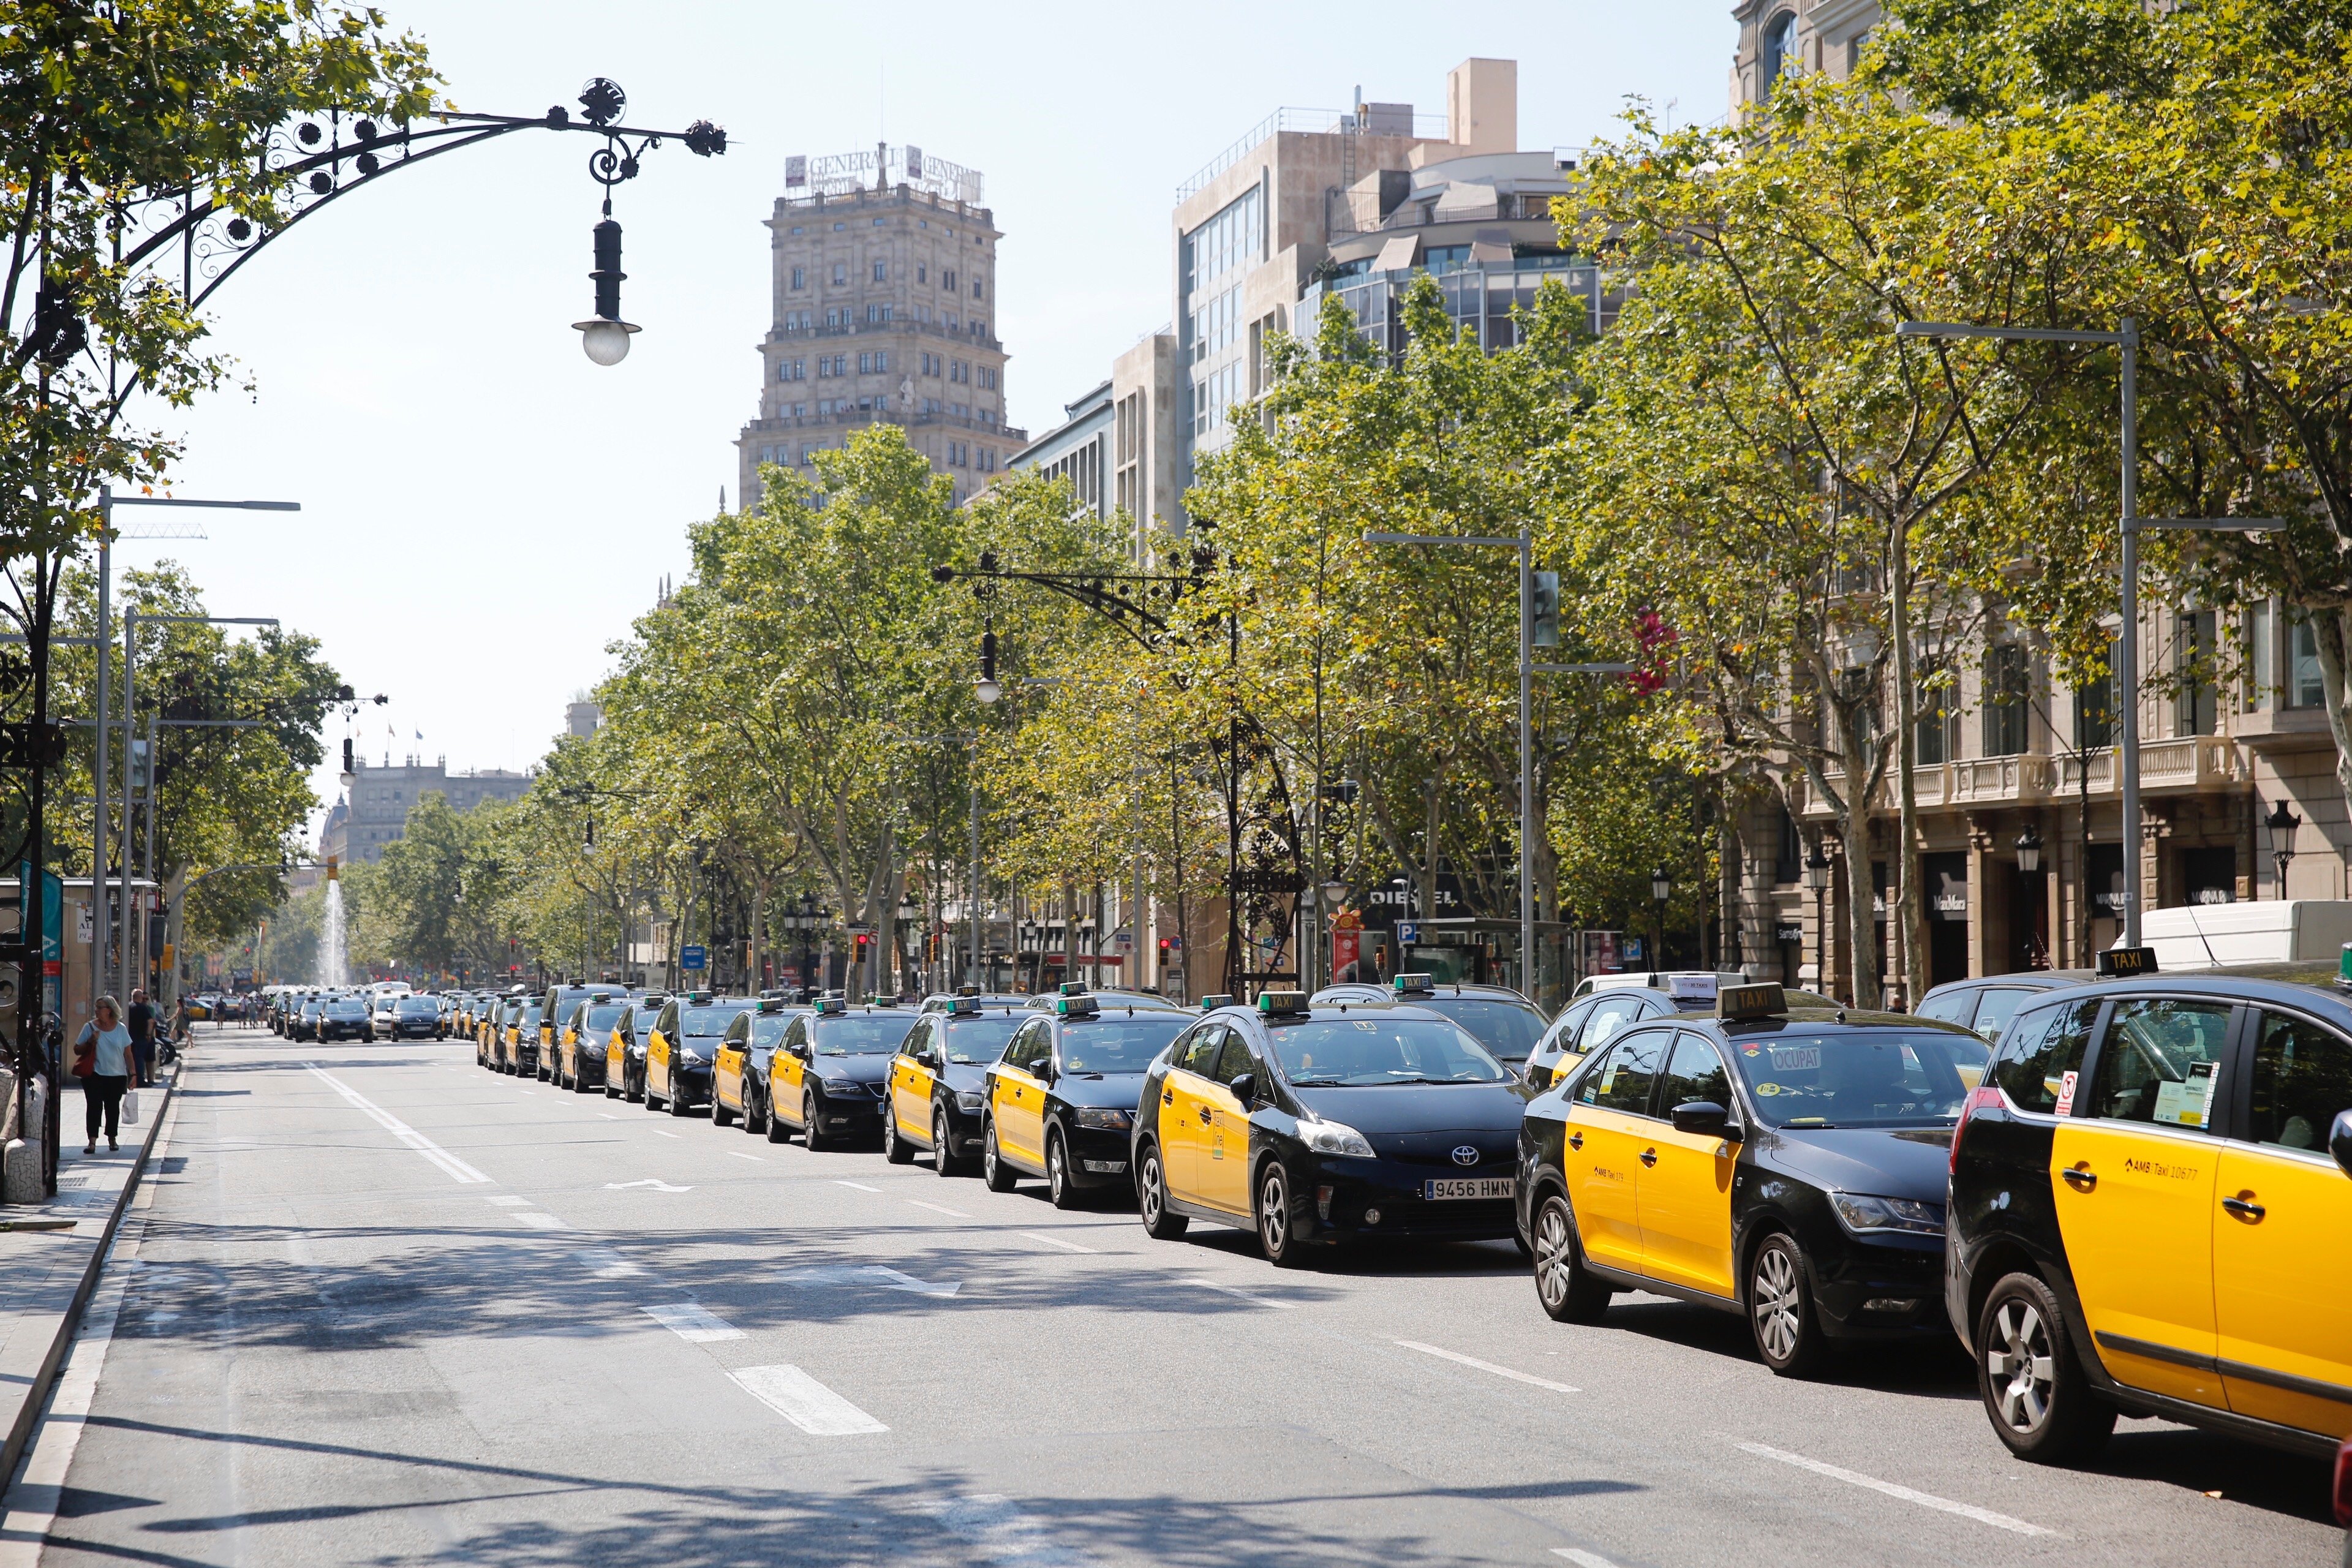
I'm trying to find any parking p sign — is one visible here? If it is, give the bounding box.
[1395,921,1420,944]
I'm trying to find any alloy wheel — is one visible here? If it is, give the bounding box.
[1535,1202,1572,1310]
[1752,1243,1803,1363]
[934,1109,955,1175]
[1986,1298,2057,1434]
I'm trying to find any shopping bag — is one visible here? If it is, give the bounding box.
[121,1087,140,1126]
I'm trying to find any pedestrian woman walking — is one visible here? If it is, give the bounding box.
[74,995,134,1155]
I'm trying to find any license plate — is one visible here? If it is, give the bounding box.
[1424,1177,1514,1201]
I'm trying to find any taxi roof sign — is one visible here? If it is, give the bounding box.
[947,995,981,1015]
[1664,973,1719,1001]
[812,997,848,1015]
[1717,982,1785,1021]
[1059,981,1088,997]
[1392,972,1436,995]
[957,984,981,996]
[1199,993,1237,1011]
[1257,990,1310,1016]
[1055,994,1099,1017]
[2095,946,2158,979]
[756,997,789,1013]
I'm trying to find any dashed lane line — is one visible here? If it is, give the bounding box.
[1734,1441,2055,1537]
[303,1063,490,1183]
[906,1199,970,1219]
[1185,1277,1297,1310]
[1018,1230,1096,1254]
[1395,1340,1578,1394]
[834,1180,881,1193]
[729,1365,887,1435]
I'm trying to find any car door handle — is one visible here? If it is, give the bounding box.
[2061,1166,2097,1192]
[1198,1106,1213,1124]
[1567,1131,1583,1151]
[2222,1194,2266,1221]
[1638,1147,1657,1167]
[1163,1090,1174,1105]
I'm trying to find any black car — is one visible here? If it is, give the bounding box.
[1519,981,1991,1373]
[884,997,1026,1174]
[1915,971,2094,1045]
[1132,992,1528,1266]
[386,995,444,1040]
[1311,974,1551,1072]
[766,1000,913,1149]
[316,997,372,1042]
[978,995,1194,1206]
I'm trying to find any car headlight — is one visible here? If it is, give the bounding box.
[821,1077,858,1094]
[681,1050,707,1067]
[1828,1192,1945,1237]
[1073,1107,1130,1131]
[1296,1115,1375,1158]
[956,1089,985,1112]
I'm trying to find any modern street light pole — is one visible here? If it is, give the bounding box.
[1895,319,2280,951]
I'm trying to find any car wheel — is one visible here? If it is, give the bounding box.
[1977,1271,2117,1463]
[603,1071,619,1099]
[803,1090,828,1152]
[884,1106,914,1164]
[669,1080,691,1117]
[933,1108,963,1177]
[982,1120,1017,1191]
[1532,1192,1611,1324]
[624,1068,643,1104]
[1137,1141,1188,1240]
[763,1088,790,1144]
[1047,1131,1080,1210]
[713,1089,736,1128]
[1257,1161,1302,1267]
[1749,1232,1830,1377]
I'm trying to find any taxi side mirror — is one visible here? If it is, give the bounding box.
[1523,1061,1554,1091]
[2331,1109,2352,1180]
[1035,1057,1056,1084]
[1227,1071,1256,1104]
[1670,1101,1740,1140]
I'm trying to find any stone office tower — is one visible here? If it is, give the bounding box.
[735,144,1020,509]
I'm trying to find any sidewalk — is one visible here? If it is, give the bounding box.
[0,1057,179,1496]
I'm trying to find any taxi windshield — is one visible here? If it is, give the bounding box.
[583,1005,627,1031]
[812,1017,910,1055]
[521,1006,543,1027]
[940,1016,1021,1065]
[1058,1015,1189,1073]
[1268,1017,1507,1085]
[396,998,437,1015]
[1728,1029,1990,1128]
[1418,997,1548,1063]
[325,1000,366,1017]
[750,1015,791,1048]
[683,1007,747,1037]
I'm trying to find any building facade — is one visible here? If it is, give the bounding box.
[736,145,1025,510]
[1006,380,1116,532]
[326,760,532,865]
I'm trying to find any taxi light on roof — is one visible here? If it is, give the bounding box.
[2340,943,2352,989]
[948,996,980,1015]
[2095,946,2158,979]
[688,992,712,1005]
[757,997,787,1013]
[1056,995,1099,1017]
[1199,993,1237,1011]
[813,997,847,1015]
[1392,972,1436,995]
[957,984,981,996]
[1058,981,1088,997]
[1717,982,1785,1021]
[1257,990,1310,1016]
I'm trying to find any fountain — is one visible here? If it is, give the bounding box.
[319,879,350,987]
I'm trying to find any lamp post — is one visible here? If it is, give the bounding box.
[2266,798,2301,899]
[1650,866,1672,970]
[1803,841,1832,995]
[2016,821,2045,969]
[1896,317,2282,952]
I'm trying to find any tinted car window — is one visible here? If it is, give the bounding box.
[1728,1028,1988,1128]
[1971,988,2032,1043]
[1542,1000,1595,1055]
[325,1000,366,1018]
[1179,1023,1227,1077]
[1915,988,1973,1026]
[584,1004,628,1033]
[1418,997,1548,1063]
[2248,1009,2352,1152]
[1265,1017,1506,1085]
[1581,1031,1665,1114]
[810,1017,909,1055]
[396,998,437,1015]
[1580,995,1648,1053]
[1060,1016,1189,1074]
[683,1006,748,1037]
[2089,997,2232,1131]
[940,1016,1020,1065]
[1991,998,2097,1113]
[1659,1031,1732,1109]
[1209,1032,1257,1085]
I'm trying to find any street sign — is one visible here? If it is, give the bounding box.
[1395,920,1420,944]
[680,945,707,971]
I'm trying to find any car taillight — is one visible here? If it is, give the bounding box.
[1951,1085,2004,1175]
[2334,1437,2352,1528]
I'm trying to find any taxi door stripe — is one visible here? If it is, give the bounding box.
[1733,1441,2056,1536]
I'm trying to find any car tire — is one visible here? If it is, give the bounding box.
[713,1093,736,1128]
[669,1081,691,1117]
[1532,1191,1612,1324]
[604,1072,619,1099]
[624,1069,643,1104]
[884,1106,914,1164]
[1137,1141,1188,1240]
[803,1090,828,1152]
[1257,1160,1303,1267]
[982,1120,1017,1191]
[1047,1131,1080,1210]
[1749,1232,1831,1377]
[1977,1270,2117,1463]
[764,1088,791,1144]
[933,1108,964,1177]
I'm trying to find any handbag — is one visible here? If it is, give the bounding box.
[121,1087,141,1125]
[71,1025,95,1080]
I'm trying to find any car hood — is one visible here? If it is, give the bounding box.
[1050,1069,1147,1110]
[939,1062,993,1093]
[1290,1082,1525,1136]
[811,1054,892,1085]
[1756,1125,1954,1204]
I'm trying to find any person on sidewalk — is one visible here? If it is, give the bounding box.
[126,988,156,1087]
[74,995,133,1155]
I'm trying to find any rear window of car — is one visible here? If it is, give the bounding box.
[584,1005,628,1031]
[1419,997,1548,1063]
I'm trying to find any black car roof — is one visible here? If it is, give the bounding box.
[1989,965,2352,1020]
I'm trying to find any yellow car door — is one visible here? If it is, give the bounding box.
[1638,1031,1740,1298]
[714,1017,748,1115]
[1197,1030,1258,1215]
[606,1016,627,1089]
[1158,1023,1225,1205]
[2050,995,2232,1409]
[1561,1029,1668,1273]
[893,1021,938,1145]
[992,1020,1050,1170]
[2212,1007,2352,1438]
[772,1019,811,1126]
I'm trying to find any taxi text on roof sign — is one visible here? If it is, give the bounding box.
[1716,982,1785,1020]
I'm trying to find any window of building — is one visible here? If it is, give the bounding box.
[973,278,984,299]
[832,262,847,286]
[978,367,998,390]
[2290,613,2326,708]
[866,303,891,323]
[2075,633,2118,748]
[790,266,805,290]
[873,216,884,226]
[1983,643,2030,757]
[918,263,927,282]
[2177,608,2218,736]
[832,222,845,232]
[873,261,887,282]
[2245,598,2272,710]
[943,268,957,292]
[1915,666,1956,765]
[790,225,804,235]
[1760,10,1800,97]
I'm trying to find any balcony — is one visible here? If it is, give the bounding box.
[1801,736,2248,818]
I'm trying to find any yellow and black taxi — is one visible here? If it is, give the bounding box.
[604,997,658,1102]
[764,997,913,1149]
[554,990,631,1093]
[533,985,606,1080]
[1311,973,1551,1074]
[1134,990,1527,1266]
[978,993,1194,1206]
[496,998,544,1075]
[884,995,1026,1174]
[1946,960,2352,1466]
[712,996,807,1133]
[920,989,1030,1014]
[1521,981,1991,1374]
[644,993,751,1116]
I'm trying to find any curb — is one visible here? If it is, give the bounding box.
[0,1058,181,1496]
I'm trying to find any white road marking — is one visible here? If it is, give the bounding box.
[605,1178,693,1192]
[834,1180,881,1193]
[778,1265,962,1298]
[598,1112,620,1120]
[486,1195,532,1207]
[1735,1441,2055,1536]
[725,1151,764,1162]
[936,1493,1101,1566]
[1019,1230,1096,1254]
[641,1303,744,1343]
[728,1365,887,1435]
[1552,1550,1618,1567]
[575,1248,646,1278]
[1185,1277,1297,1310]
[508,1212,566,1230]
[303,1063,490,1183]
[907,1199,970,1218]
[1395,1340,1578,1394]
[651,1129,682,1139]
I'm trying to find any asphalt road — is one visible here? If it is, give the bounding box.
[5,1024,2340,1567]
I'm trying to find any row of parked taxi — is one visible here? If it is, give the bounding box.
[442,958,2351,1515]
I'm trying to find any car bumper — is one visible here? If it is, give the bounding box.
[1061,1122,1135,1186]
[810,1091,883,1136]
[1808,1232,1950,1341]
[1291,1153,1517,1243]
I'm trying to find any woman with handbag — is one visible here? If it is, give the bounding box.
[74,994,134,1155]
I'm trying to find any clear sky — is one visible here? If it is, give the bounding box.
[146,0,1738,842]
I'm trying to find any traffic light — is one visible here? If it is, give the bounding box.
[1531,571,1561,649]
